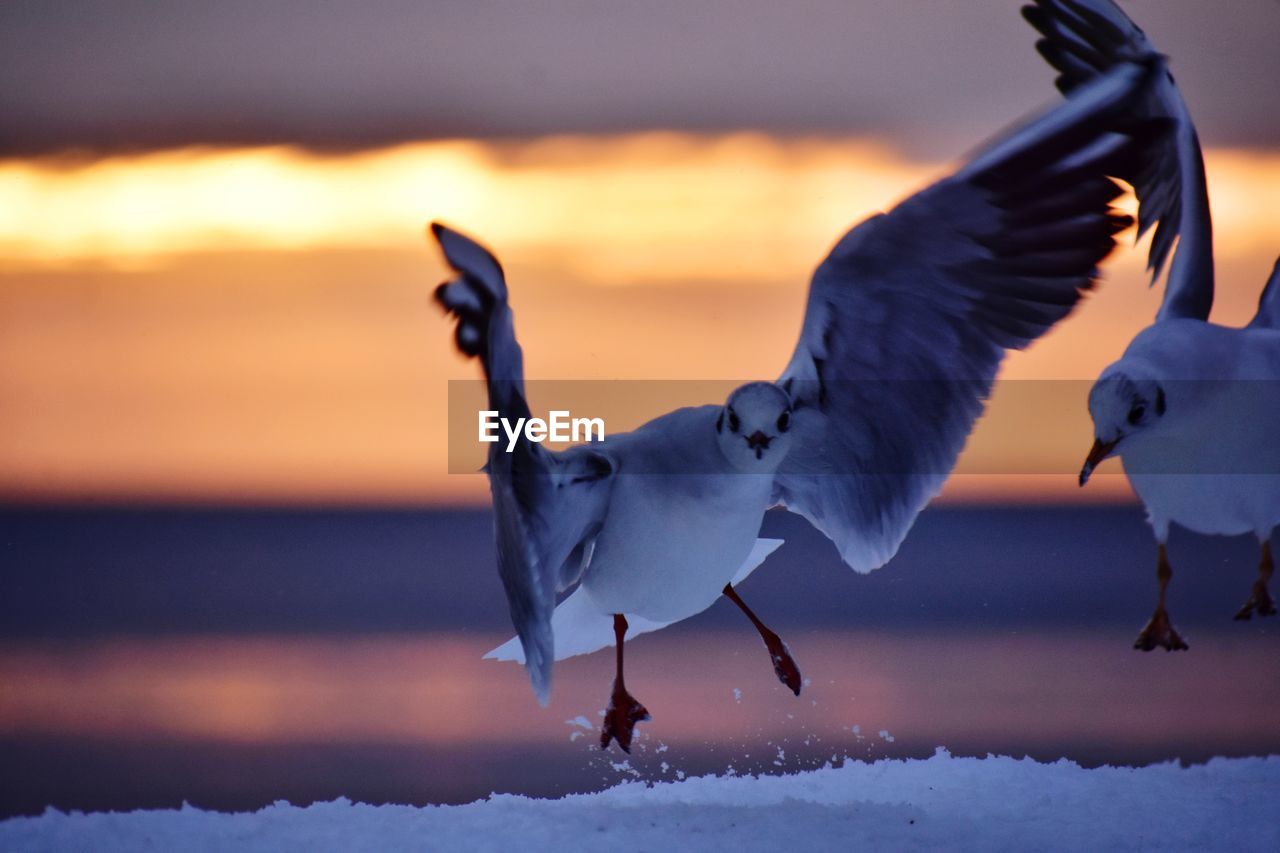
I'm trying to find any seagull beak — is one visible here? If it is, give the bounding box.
[1079,438,1119,487]
[746,431,771,458]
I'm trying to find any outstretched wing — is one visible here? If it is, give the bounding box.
[772,61,1154,573]
[433,222,614,704]
[1023,0,1213,321]
[1248,257,1280,330]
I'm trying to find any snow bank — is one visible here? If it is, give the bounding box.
[4,749,1278,852]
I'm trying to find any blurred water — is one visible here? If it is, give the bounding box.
[1,505,1277,817]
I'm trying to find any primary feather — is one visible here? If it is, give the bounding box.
[772,60,1155,573]
[1023,0,1214,321]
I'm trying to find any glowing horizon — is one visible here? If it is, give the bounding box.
[2,133,1278,505]
[1,632,1273,746]
[3,135,1279,280]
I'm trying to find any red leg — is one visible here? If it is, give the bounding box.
[723,583,802,695]
[1234,540,1276,621]
[1134,544,1189,651]
[600,614,650,753]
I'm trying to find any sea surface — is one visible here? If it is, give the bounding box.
[1,504,1277,818]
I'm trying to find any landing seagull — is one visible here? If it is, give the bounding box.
[1026,0,1280,649]
[434,58,1158,751]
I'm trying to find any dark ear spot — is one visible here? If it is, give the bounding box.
[716,411,724,433]
[1155,386,1166,416]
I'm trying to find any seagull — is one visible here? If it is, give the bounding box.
[433,57,1158,751]
[1025,0,1280,650]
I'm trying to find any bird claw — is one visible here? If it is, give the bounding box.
[1133,608,1189,651]
[1233,581,1277,621]
[600,681,650,753]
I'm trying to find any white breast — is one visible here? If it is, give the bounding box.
[1122,372,1280,540]
[582,472,773,622]
[1127,471,1280,540]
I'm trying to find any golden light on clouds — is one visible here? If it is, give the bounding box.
[2,138,1279,281]
[1,135,1279,504]
[1,135,943,282]
[0,143,489,265]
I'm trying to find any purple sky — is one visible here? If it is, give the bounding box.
[2,0,1277,157]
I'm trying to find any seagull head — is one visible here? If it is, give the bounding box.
[1080,366,1167,486]
[716,382,795,471]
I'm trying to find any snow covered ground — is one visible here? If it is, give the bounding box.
[3,749,1277,852]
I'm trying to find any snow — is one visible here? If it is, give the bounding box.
[4,749,1278,852]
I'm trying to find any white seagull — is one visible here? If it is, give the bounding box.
[1026,0,1280,649]
[434,57,1158,751]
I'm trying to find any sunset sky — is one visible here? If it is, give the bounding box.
[2,0,1279,506]
[5,5,1280,818]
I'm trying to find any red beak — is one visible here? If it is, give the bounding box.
[746,431,771,451]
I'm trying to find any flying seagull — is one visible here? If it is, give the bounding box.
[434,57,1157,751]
[1026,0,1280,649]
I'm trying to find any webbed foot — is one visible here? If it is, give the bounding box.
[1233,581,1276,621]
[723,583,803,696]
[1134,608,1188,651]
[761,627,802,696]
[600,680,650,753]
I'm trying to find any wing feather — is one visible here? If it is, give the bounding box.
[773,61,1154,573]
[1248,257,1280,330]
[1023,0,1214,321]
[432,222,614,703]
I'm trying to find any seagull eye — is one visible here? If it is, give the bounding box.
[777,411,791,433]
[1128,405,1146,426]
[728,410,740,433]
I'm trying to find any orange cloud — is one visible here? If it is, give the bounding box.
[1,135,1277,505]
